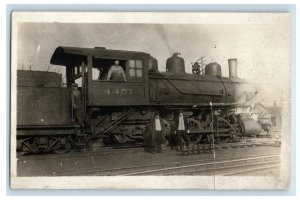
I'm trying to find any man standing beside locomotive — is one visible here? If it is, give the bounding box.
[175,111,191,154]
[144,112,166,153]
[71,83,82,123]
[106,60,127,82]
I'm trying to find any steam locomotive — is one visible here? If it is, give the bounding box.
[16,46,262,153]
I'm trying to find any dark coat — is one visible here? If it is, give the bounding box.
[144,116,166,147]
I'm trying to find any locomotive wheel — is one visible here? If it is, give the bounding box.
[49,136,72,154]
[53,142,71,154]
[216,117,234,143]
[21,138,39,154]
[187,118,216,151]
[187,118,202,130]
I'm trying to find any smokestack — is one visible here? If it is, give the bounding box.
[228,58,237,77]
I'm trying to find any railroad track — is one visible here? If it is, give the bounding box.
[57,153,280,176]
[17,138,279,160]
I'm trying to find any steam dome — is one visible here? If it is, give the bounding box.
[166,53,185,74]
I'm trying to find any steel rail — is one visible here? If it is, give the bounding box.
[217,164,280,176]
[163,160,280,176]
[119,154,279,176]
[56,153,279,176]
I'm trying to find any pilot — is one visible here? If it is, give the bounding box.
[106,60,127,82]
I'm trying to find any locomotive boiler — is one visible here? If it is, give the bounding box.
[16,46,261,153]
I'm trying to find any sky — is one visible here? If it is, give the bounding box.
[15,17,290,106]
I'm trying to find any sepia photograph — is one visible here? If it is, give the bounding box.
[10,12,291,189]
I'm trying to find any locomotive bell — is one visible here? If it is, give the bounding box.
[205,62,222,76]
[166,53,185,74]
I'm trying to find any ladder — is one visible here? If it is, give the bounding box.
[96,108,135,137]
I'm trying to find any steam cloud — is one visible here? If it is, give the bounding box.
[155,25,173,56]
[235,82,263,108]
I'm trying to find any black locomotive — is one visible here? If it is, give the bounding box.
[17,46,261,153]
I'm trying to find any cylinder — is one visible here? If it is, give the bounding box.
[166,53,185,74]
[228,58,237,77]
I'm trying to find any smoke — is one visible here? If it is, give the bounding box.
[235,82,263,108]
[155,25,173,55]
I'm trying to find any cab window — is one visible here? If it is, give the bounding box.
[128,60,143,78]
[91,58,126,81]
[91,58,143,81]
[69,61,87,87]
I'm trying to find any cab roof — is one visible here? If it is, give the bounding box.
[50,46,150,66]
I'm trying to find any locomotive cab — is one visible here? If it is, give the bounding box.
[50,46,153,109]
